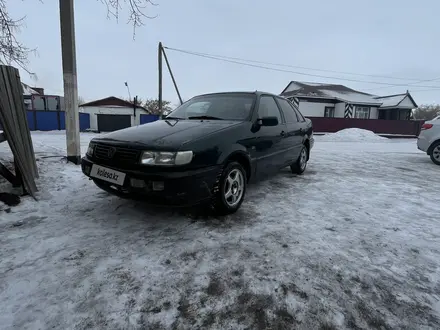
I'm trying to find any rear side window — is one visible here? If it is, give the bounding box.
[293,105,306,122]
[277,98,299,123]
[258,96,283,124]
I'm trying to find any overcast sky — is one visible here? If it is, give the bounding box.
[8,0,440,106]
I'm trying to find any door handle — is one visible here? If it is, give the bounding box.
[280,131,286,137]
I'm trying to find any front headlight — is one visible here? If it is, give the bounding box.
[140,151,193,166]
[87,142,95,156]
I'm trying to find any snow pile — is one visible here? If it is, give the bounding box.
[320,128,387,142]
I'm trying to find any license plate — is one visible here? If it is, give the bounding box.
[90,165,126,186]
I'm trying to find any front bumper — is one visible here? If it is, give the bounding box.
[81,156,220,207]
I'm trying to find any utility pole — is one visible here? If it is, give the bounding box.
[158,42,163,119]
[59,0,80,164]
[162,46,183,105]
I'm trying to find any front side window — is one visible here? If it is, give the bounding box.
[355,106,370,119]
[258,96,283,124]
[167,94,256,120]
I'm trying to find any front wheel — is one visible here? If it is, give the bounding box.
[290,146,308,174]
[430,141,440,165]
[212,161,247,215]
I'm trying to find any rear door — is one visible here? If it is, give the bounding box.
[97,114,131,132]
[275,97,304,165]
[252,95,288,177]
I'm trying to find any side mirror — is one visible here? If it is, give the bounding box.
[259,116,278,126]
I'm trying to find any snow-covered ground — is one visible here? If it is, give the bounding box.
[1,131,440,330]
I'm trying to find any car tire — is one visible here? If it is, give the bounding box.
[290,145,308,174]
[211,161,247,215]
[429,141,440,165]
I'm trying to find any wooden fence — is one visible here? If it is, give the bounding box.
[307,117,425,136]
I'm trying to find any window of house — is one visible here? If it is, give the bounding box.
[258,96,283,123]
[355,106,370,119]
[276,98,298,123]
[32,95,46,110]
[324,107,335,118]
[46,97,59,111]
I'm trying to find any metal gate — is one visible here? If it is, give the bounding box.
[97,114,131,132]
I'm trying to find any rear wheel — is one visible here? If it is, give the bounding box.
[212,161,246,215]
[290,145,308,174]
[430,141,440,165]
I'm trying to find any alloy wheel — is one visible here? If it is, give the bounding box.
[224,168,244,207]
[433,145,440,161]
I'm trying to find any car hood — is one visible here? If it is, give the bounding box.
[93,119,242,149]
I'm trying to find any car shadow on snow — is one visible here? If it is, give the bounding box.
[100,194,260,230]
[90,166,316,230]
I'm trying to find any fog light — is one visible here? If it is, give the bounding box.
[130,178,146,188]
[84,166,91,175]
[152,181,164,191]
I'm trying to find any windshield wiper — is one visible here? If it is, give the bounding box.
[165,116,182,120]
[187,115,223,120]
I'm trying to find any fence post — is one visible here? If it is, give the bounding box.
[33,111,37,131]
[57,111,61,130]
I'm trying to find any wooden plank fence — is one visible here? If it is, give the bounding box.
[0,65,38,197]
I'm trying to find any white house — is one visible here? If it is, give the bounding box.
[79,96,150,132]
[280,81,418,120]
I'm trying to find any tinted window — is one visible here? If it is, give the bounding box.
[167,94,255,120]
[277,98,298,123]
[258,96,282,123]
[293,107,306,122]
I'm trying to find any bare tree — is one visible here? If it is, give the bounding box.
[142,98,172,115]
[100,0,158,38]
[0,0,157,72]
[123,97,171,115]
[78,95,86,106]
[0,0,36,74]
[413,104,440,120]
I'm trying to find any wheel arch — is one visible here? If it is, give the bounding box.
[220,150,252,182]
[303,138,311,160]
[427,139,440,155]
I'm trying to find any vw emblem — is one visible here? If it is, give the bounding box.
[107,147,116,158]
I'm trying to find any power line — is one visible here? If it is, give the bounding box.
[165,47,423,81]
[409,88,440,93]
[366,75,440,92]
[164,46,440,89]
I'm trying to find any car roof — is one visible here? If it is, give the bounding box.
[193,91,281,98]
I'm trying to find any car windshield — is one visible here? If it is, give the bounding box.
[166,94,256,121]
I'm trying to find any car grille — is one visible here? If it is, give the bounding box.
[94,144,139,163]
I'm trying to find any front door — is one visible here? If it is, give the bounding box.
[250,95,287,178]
